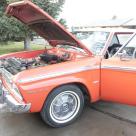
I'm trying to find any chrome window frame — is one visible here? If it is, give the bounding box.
[114,33,136,58]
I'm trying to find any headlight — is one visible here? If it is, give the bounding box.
[0,79,2,88]
[11,83,23,101]
[0,68,23,100]
[0,80,2,96]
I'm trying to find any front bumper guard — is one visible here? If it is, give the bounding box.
[0,86,31,113]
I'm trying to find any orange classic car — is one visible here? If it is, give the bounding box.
[0,1,136,127]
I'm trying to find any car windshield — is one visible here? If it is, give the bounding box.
[75,31,110,55]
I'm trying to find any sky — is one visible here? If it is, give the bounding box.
[60,0,136,27]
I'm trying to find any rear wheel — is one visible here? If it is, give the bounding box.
[40,85,84,127]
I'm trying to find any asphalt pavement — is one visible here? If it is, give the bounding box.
[0,101,136,136]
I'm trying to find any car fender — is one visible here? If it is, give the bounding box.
[19,72,99,112]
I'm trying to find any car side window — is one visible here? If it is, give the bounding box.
[119,35,136,59]
[117,34,132,45]
[108,33,133,58]
[107,34,122,58]
[110,34,119,46]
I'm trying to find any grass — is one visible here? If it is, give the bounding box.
[0,42,45,55]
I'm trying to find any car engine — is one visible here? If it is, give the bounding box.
[0,51,70,75]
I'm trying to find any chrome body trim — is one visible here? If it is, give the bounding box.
[100,32,114,56]
[0,81,31,113]
[93,80,99,84]
[0,68,23,100]
[102,65,136,72]
[19,66,100,83]
[0,68,13,84]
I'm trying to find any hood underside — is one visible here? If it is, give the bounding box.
[6,1,92,55]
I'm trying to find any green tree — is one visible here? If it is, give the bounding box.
[59,18,67,28]
[0,0,66,50]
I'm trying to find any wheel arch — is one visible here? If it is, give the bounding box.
[40,82,87,127]
[48,82,92,103]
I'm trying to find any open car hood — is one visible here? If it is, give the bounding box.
[6,0,92,55]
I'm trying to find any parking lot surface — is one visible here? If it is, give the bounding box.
[0,102,136,136]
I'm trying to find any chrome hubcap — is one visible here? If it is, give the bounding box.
[50,91,80,123]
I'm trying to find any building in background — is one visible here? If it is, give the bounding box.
[71,18,136,33]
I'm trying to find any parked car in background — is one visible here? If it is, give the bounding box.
[0,1,136,128]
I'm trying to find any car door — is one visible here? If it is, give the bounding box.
[101,34,136,105]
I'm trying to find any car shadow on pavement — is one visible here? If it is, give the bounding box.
[0,104,136,136]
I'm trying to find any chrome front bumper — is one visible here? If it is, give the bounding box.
[0,83,31,113]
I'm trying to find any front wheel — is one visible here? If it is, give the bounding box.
[40,85,84,127]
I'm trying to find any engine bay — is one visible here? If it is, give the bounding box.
[0,47,84,75]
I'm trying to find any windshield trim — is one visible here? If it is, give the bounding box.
[100,32,113,56]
